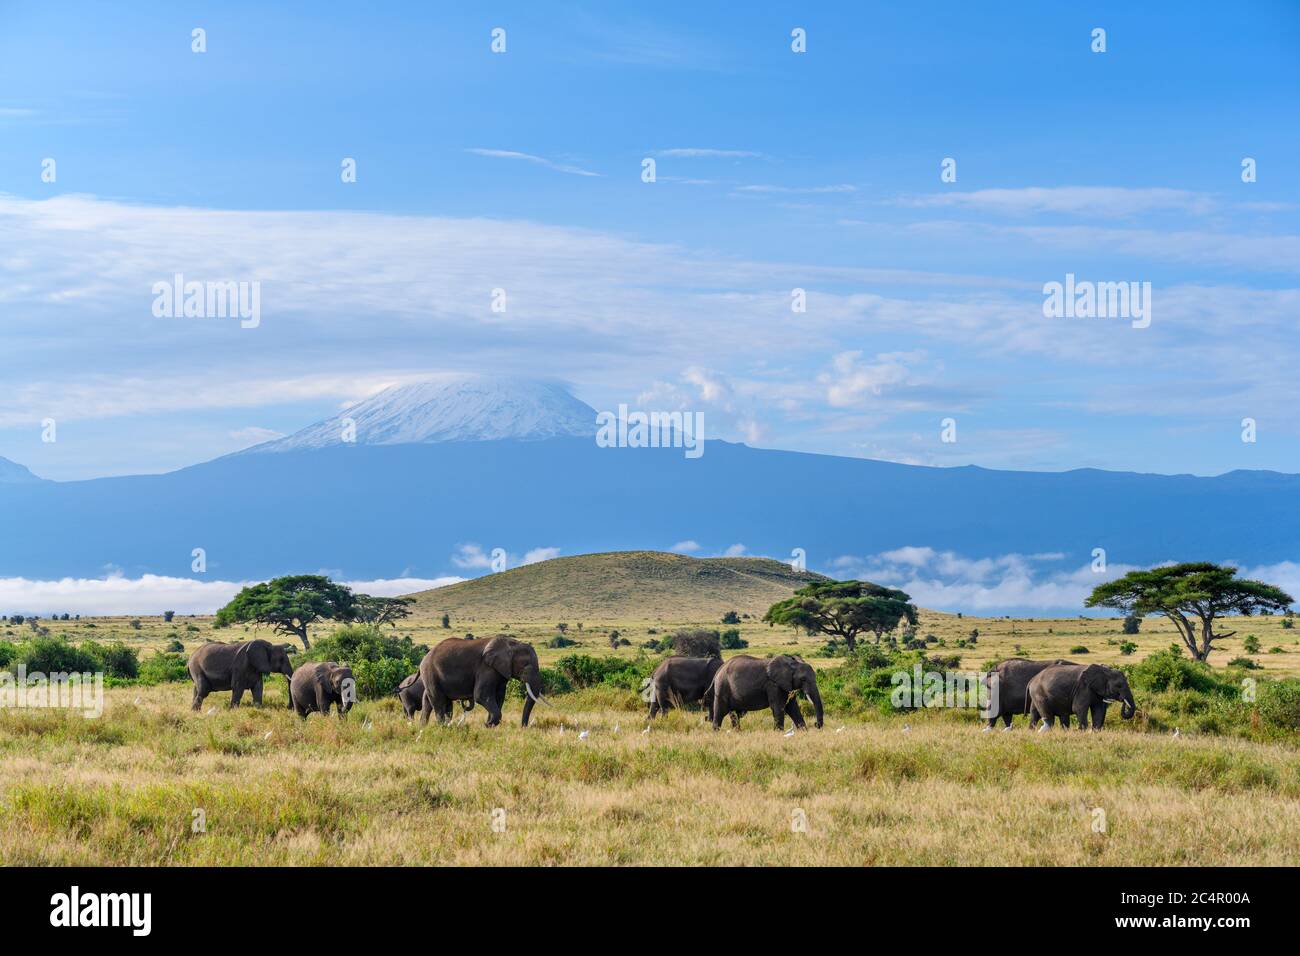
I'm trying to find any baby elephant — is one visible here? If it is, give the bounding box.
[290,661,355,718]
[395,672,424,719]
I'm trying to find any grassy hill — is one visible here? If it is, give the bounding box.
[405,550,827,622]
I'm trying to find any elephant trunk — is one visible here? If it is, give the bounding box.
[1120,693,1136,719]
[520,666,543,727]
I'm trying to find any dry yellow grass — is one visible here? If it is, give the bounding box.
[1,682,1297,866]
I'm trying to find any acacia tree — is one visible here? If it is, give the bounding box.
[1085,562,1293,662]
[352,595,415,628]
[214,574,355,650]
[763,580,918,652]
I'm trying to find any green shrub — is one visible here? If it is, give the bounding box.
[1227,656,1260,670]
[552,654,654,691]
[546,635,577,648]
[1257,680,1300,731]
[1119,641,1138,655]
[9,636,98,674]
[138,651,190,685]
[1069,645,1089,654]
[719,628,748,649]
[1243,635,1261,654]
[1126,648,1235,696]
[302,624,427,699]
[80,641,139,679]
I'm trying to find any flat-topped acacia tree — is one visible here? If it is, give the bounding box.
[214,574,355,650]
[1085,562,1293,662]
[763,580,918,652]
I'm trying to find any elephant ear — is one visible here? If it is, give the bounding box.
[235,640,271,673]
[765,656,796,693]
[483,636,514,678]
[1081,664,1109,698]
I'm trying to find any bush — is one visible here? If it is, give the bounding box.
[1283,617,1294,630]
[672,629,720,657]
[1126,648,1236,696]
[164,637,185,652]
[552,654,654,691]
[163,610,175,623]
[1069,645,1089,654]
[1257,680,1300,731]
[1122,614,1141,635]
[9,636,98,674]
[1119,641,1138,655]
[1227,656,1259,670]
[1243,635,1261,654]
[139,651,190,685]
[721,610,741,625]
[546,635,577,649]
[719,628,748,650]
[81,640,139,679]
[302,624,427,699]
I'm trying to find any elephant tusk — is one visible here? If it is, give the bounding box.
[525,684,554,707]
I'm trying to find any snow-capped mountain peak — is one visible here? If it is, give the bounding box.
[245,375,597,453]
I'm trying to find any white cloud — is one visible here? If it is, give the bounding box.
[521,547,561,565]
[722,543,746,556]
[892,186,1219,219]
[735,183,856,194]
[670,540,700,553]
[465,148,600,177]
[450,543,492,570]
[0,574,462,616]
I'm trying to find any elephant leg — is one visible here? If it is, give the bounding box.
[730,713,740,728]
[474,678,501,726]
[229,680,244,708]
[191,677,208,711]
[1091,703,1106,729]
[1001,712,1012,728]
[710,691,724,730]
[767,687,786,730]
[429,685,452,723]
[316,684,331,716]
[251,678,264,706]
[784,698,806,729]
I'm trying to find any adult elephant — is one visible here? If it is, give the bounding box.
[646,655,722,719]
[188,639,295,711]
[710,654,823,731]
[290,661,355,718]
[983,658,1078,729]
[418,635,546,727]
[1028,663,1136,730]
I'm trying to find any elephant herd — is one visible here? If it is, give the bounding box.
[983,658,1136,730]
[186,636,1134,733]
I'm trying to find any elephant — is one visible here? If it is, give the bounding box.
[418,635,547,727]
[396,671,473,719]
[1027,663,1136,730]
[396,672,424,719]
[290,661,355,718]
[187,639,295,710]
[709,654,824,731]
[983,658,1079,728]
[646,655,722,719]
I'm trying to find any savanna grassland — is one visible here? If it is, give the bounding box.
[2,594,1299,865]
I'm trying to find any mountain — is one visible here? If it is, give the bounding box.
[242,375,596,453]
[0,456,43,485]
[3,437,1298,588]
[408,551,828,621]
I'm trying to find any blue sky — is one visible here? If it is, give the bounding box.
[2,0,1299,481]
